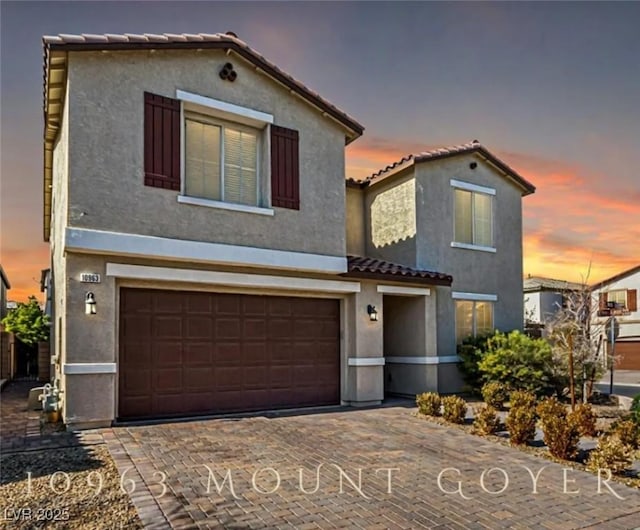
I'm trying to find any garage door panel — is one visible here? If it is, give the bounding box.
[616,341,640,370]
[184,343,212,364]
[155,342,182,365]
[155,368,183,392]
[119,288,340,419]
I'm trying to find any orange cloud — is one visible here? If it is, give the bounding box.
[1,245,49,303]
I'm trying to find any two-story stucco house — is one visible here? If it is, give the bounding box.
[346,144,535,393]
[591,265,640,370]
[43,33,462,428]
[524,275,584,330]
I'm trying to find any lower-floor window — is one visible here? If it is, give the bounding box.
[455,300,494,343]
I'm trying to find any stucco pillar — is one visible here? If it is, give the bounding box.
[346,281,384,405]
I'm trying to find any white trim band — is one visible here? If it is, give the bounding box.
[177,89,274,126]
[63,363,116,375]
[385,356,460,365]
[106,263,361,293]
[177,195,275,216]
[65,228,348,274]
[348,357,386,367]
[450,179,496,196]
[452,291,498,302]
[377,285,431,296]
[450,242,496,253]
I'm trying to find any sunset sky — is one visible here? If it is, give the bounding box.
[1,1,639,302]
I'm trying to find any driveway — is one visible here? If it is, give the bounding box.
[103,406,640,529]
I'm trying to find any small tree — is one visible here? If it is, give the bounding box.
[546,282,605,407]
[1,296,50,346]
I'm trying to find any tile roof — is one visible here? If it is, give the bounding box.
[42,32,363,139]
[346,141,535,196]
[343,256,452,286]
[523,276,585,293]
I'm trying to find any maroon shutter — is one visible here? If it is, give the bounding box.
[271,125,300,209]
[144,92,181,190]
[628,289,637,312]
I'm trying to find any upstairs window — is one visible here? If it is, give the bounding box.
[185,114,258,206]
[454,189,493,248]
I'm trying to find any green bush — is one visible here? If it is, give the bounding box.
[631,394,640,424]
[478,331,555,396]
[509,390,537,411]
[416,392,441,416]
[540,414,580,460]
[481,382,508,410]
[472,405,501,436]
[569,403,597,437]
[608,419,639,449]
[536,396,567,425]
[587,435,632,475]
[441,396,468,424]
[457,333,493,393]
[506,406,537,445]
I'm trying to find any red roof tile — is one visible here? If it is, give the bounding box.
[343,256,452,286]
[348,141,535,196]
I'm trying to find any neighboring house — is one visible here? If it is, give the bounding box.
[0,264,10,322]
[346,142,535,394]
[591,265,640,370]
[40,268,52,319]
[524,275,584,327]
[43,32,467,429]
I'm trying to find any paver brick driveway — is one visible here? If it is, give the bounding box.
[103,406,640,529]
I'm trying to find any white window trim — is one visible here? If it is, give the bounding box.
[377,285,431,296]
[177,195,274,216]
[452,292,498,301]
[450,178,496,196]
[65,227,348,274]
[451,180,495,249]
[106,263,361,293]
[450,242,497,253]
[176,89,273,126]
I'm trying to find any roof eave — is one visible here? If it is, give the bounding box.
[340,270,452,287]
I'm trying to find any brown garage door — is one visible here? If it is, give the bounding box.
[615,341,640,370]
[118,288,340,419]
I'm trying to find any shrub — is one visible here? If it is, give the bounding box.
[509,390,537,411]
[540,414,580,460]
[481,382,508,410]
[569,403,597,437]
[457,333,493,393]
[608,419,639,449]
[587,435,632,475]
[631,394,640,425]
[472,405,501,436]
[416,392,441,416]
[478,331,556,396]
[506,406,537,445]
[536,396,567,425]
[441,396,467,424]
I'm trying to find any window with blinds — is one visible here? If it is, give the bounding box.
[454,189,493,247]
[184,113,259,206]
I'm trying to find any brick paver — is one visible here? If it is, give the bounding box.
[104,407,640,529]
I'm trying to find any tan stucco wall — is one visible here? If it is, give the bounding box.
[363,168,417,267]
[64,49,347,257]
[61,254,393,426]
[345,187,365,256]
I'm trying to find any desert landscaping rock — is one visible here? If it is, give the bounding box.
[0,445,142,529]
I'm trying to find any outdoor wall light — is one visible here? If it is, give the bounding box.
[85,292,97,315]
[367,304,378,322]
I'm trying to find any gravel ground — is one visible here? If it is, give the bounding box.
[0,445,142,529]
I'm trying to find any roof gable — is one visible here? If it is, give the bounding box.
[591,265,640,291]
[348,141,536,196]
